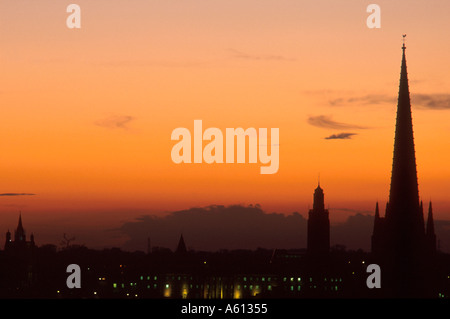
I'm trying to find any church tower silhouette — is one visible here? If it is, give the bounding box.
[5,214,35,251]
[371,38,436,298]
[307,182,330,258]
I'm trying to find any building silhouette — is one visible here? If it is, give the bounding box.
[371,41,437,298]
[4,214,35,252]
[2,214,37,295]
[176,234,187,254]
[307,183,330,258]
[2,41,450,300]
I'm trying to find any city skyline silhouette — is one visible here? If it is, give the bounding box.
[1,43,450,299]
[1,1,450,302]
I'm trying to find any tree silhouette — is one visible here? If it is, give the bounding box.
[60,233,76,250]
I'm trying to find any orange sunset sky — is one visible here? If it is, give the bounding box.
[1,1,450,249]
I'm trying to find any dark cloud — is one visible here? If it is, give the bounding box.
[328,94,395,107]
[324,133,357,140]
[412,94,450,110]
[327,93,450,110]
[332,208,374,215]
[119,205,307,252]
[307,115,368,130]
[0,193,35,196]
[116,205,379,253]
[94,59,206,69]
[331,213,374,251]
[95,115,135,130]
[114,202,450,254]
[228,49,296,62]
[433,220,450,253]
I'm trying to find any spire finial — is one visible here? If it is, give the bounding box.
[402,34,407,50]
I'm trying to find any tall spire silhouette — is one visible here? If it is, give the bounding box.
[371,38,436,298]
[388,39,421,221]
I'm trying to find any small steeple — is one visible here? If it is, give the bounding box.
[375,202,380,219]
[426,202,436,253]
[426,202,435,236]
[18,213,23,230]
[14,213,26,242]
[176,234,187,253]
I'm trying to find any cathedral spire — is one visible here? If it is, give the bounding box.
[388,39,421,222]
[371,38,436,298]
